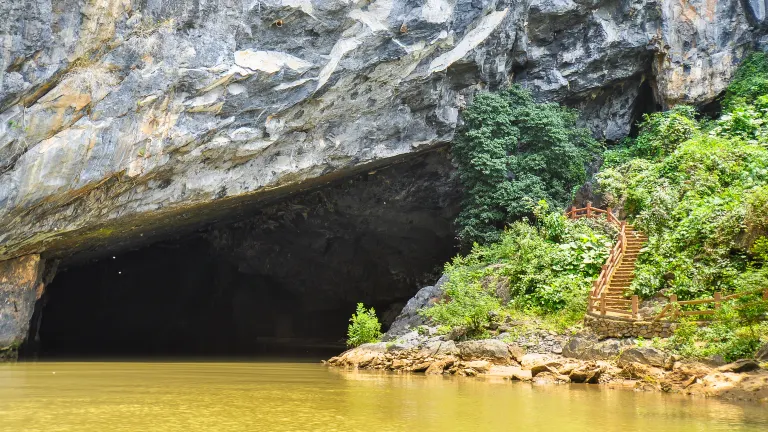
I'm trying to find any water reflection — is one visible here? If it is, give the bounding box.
[0,362,765,432]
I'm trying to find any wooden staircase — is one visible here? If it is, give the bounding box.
[566,205,647,319]
[602,226,647,314]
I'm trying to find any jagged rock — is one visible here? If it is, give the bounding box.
[717,359,762,374]
[0,0,762,268]
[569,364,604,384]
[425,358,455,375]
[507,344,526,362]
[457,340,512,363]
[756,343,768,362]
[618,347,670,369]
[0,255,45,360]
[384,276,448,339]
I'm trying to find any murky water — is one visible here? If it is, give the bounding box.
[0,362,766,432]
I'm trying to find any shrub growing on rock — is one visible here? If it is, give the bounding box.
[346,303,382,347]
[452,85,600,245]
[421,206,616,336]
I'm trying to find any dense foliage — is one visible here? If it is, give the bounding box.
[598,52,768,359]
[656,292,768,362]
[346,303,382,347]
[421,205,616,337]
[452,86,600,245]
[598,55,768,302]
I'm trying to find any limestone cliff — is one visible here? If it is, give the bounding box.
[0,0,761,263]
[0,0,765,355]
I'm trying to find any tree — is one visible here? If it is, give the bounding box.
[452,86,599,245]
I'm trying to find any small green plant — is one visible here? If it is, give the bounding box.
[346,303,382,347]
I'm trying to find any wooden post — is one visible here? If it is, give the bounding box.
[606,207,613,223]
[631,295,639,319]
[763,289,768,301]
[600,292,607,316]
[570,206,576,219]
[714,292,722,310]
[586,202,592,217]
[669,294,678,319]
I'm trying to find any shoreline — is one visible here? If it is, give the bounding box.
[326,337,768,403]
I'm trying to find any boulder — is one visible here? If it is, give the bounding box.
[569,364,603,384]
[464,360,491,374]
[419,340,459,358]
[507,344,526,362]
[756,343,768,362]
[425,358,455,375]
[618,347,670,368]
[384,279,447,339]
[716,359,761,374]
[457,340,512,363]
[562,335,634,361]
[532,371,571,385]
[519,353,559,369]
[327,343,387,368]
[488,366,532,381]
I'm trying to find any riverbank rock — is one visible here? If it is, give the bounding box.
[618,347,671,369]
[562,334,635,360]
[569,363,604,384]
[717,359,762,374]
[327,343,388,369]
[457,340,513,364]
[489,366,533,382]
[384,277,447,339]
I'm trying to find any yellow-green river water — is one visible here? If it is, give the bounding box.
[0,361,766,431]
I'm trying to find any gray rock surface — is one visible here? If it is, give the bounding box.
[716,359,762,373]
[0,0,762,263]
[757,343,768,361]
[618,346,670,368]
[562,334,635,360]
[383,274,448,339]
[0,255,45,358]
[457,339,511,363]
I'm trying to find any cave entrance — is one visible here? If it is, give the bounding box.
[32,152,460,359]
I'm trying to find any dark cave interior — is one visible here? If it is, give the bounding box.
[30,151,461,358]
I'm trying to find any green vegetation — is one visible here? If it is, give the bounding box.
[452,86,600,245]
[421,203,616,337]
[597,52,768,359]
[346,303,382,347]
[598,55,768,303]
[657,298,768,362]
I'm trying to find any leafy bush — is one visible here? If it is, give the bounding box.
[723,52,768,108]
[660,295,768,362]
[346,303,382,347]
[452,86,600,245]
[421,208,616,336]
[597,117,768,300]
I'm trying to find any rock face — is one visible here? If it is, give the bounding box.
[383,274,448,339]
[0,255,45,358]
[0,0,762,265]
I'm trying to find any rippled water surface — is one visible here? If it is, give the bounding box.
[0,361,766,432]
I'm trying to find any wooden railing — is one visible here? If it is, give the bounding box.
[653,288,768,321]
[566,204,637,319]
